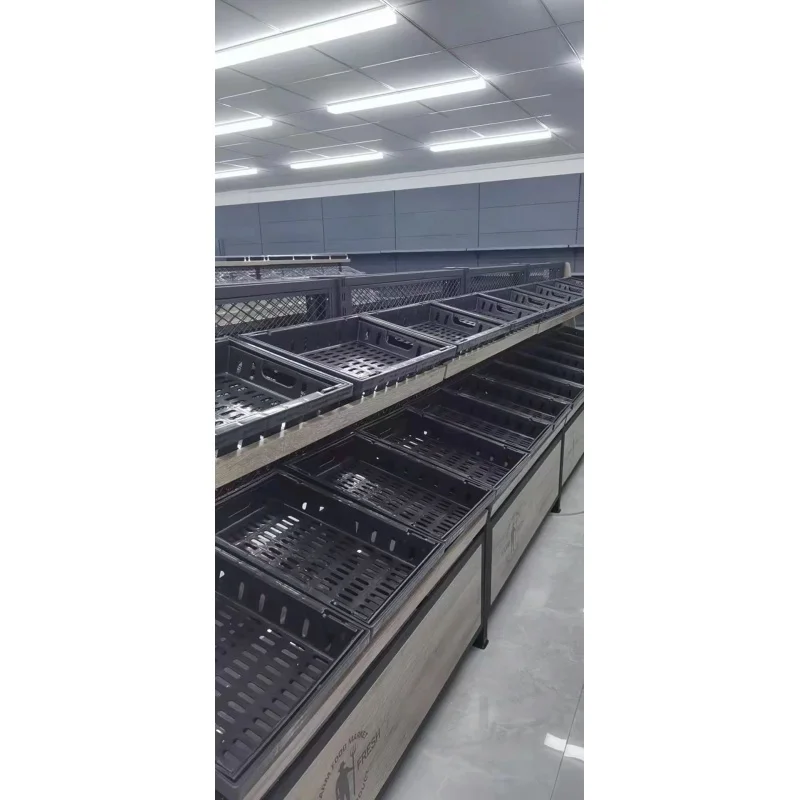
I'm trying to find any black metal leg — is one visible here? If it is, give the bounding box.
[551,429,565,514]
[473,520,492,650]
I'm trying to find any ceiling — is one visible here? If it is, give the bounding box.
[215,0,584,194]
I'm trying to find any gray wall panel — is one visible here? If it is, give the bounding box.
[577,201,584,228]
[323,192,394,218]
[395,252,475,271]
[325,214,395,240]
[479,230,578,248]
[216,204,261,243]
[326,237,397,253]
[576,229,584,246]
[220,241,262,256]
[394,184,479,214]
[479,175,581,207]
[479,202,579,234]
[396,208,479,239]
[258,198,322,223]
[395,234,478,250]
[261,219,325,244]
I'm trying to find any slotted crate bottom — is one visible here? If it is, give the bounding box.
[324,461,469,540]
[422,403,536,452]
[409,320,471,344]
[374,426,512,485]
[226,508,413,622]
[306,340,406,380]
[215,376,283,427]
[456,381,557,422]
[215,599,329,780]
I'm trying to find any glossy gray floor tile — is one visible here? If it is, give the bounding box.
[381,460,584,800]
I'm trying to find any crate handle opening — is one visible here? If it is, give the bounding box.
[260,365,297,388]
[386,333,414,351]
[452,314,478,330]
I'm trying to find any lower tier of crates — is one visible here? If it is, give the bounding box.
[216,398,584,800]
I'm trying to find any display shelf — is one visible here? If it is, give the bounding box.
[215,303,583,488]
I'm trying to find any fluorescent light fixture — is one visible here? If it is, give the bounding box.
[215,117,273,136]
[429,130,552,153]
[215,168,258,180]
[580,59,584,70]
[327,77,487,115]
[215,7,397,69]
[290,152,384,170]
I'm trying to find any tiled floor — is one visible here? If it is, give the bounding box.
[381,459,584,800]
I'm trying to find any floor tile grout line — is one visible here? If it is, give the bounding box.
[548,684,584,800]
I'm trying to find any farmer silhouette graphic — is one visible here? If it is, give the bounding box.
[335,747,356,800]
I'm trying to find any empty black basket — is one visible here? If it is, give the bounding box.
[216,471,440,631]
[543,279,584,296]
[289,434,490,542]
[216,338,352,456]
[454,372,571,424]
[216,549,366,800]
[502,352,584,385]
[519,282,583,304]
[530,331,584,357]
[364,302,507,354]
[413,388,551,452]
[244,315,453,394]
[480,359,584,401]
[483,287,563,318]
[524,343,584,369]
[362,408,527,487]
[436,293,542,331]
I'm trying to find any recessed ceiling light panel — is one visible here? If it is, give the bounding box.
[429,130,553,152]
[215,167,259,180]
[215,7,397,69]
[327,77,487,114]
[289,152,384,169]
[215,117,273,136]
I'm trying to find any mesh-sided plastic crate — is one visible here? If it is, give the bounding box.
[244,316,454,395]
[289,434,490,543]
[518,282,583,304]
[216,471,440,632]
[483,287,563,317]
[413,388,551,452]
[436,293,542,332]
[216,549,367,800]
[503,352,584,385]
[481,359,584,401]
[362,408,527,488]
[453,372,571,425]
[363,302,507,354]
[544,279,584,295]
[216,338,352,456]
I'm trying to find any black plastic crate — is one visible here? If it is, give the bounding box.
[363,302,507,354]
[545,279,584,295]
[244,316,453,395]
[552,326,584,342]
[289,434,490,542]
[216,471,440,630]
[216,338,352,456]
[504,353,584,385]
[529,331,584,356]
[454,372,571,424]
[483,287,563,317]
[523,343,584,370]
[216,549,366,800]
[483,359,584,401]
[519,282,583,304]
[362,408,526,488]
[436,293,541,331]
[414,388,550,452]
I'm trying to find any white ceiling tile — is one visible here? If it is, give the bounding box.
[401,0,554,48]
[215,0,278,49]
[516,90,583,120]
[454,28,578,77]
[346,101,434,122]
[316,17,440,68]
[492,62,584,98]
[379,113,454,138]
[219,118,302,140]
[560,21,583,57]
[437,101,532,128]
[362,51,475,90]
[289,71,386,104]
[216,144,251,161]
[275,131,354,150]
[235,49,348,85]
[274,109,366,131]
[221,86,320,115]
[462,118,550,137]
[225,0,383,30]
[425,127,482,145]
[215,69,270,100]
[215,103,259,124]
[292,143,384,159]
[321,123,424,150]
[221,138,295,159]
[541,0,584,26]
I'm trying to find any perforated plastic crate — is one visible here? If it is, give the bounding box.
[522,343,584,370]
[526,330,584,357]
[363,302,507,354]
[544,279,584,295]
[216,471,440,631]
[215,338,352,456]
[436,293,542,331]
[518,282,583,304]
[215,549,367,800]
[362,408,526,488]
[483,287,563,317]
[453,372,571,424]
[413,388,550,452]
[504,352,584,385]
[244,315,453,395]
[481,359,584,401]
[289,434,490,543]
